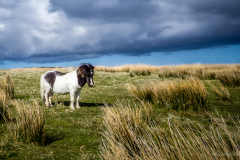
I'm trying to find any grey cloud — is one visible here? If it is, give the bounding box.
[0,0,240,63]
[189,0,240,18]
[49,0,160,22]
[0,0,20,9]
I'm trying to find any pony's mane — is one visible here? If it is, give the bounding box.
[80,63,94,70]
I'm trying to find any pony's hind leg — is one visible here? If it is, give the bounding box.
[44,88,51,107]
[48,91,53,107]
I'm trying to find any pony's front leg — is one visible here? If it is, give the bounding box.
[69,91,75,110]
[75,90,82,109]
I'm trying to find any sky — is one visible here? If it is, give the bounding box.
[0,0,240,69]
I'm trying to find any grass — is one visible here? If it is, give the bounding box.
[101,101,240,160]
[4,100,45,145]
[0,74,45,145]
[0,74,15,99]
[127,77,208,111]
[100,101,153,160]
[0,89,10,120]
[0,74,14,120]
[0,64,239,159]
[95,63,240,79]
[209,83,230,101]
[216,69,240,87]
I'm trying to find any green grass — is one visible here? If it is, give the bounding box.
[0,69,240,159]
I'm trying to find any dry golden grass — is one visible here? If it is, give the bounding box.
[5,100,45,145]
[210,83,230,101]
[0,74,14,99]
[6,67,72,73]
[0,89,10,120]
[216,69,240,87]
[95,64,159,75]
[0,74,14,120]
[95,63,240,79]
[100,101,153,159]
[157,64,240,79]
[0,74,45,145]
[3,63,240,81]
[128,77,208,111]
[101,101,240,160]
[0,74,46,147]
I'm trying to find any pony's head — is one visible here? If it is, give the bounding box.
[77,63,94,87]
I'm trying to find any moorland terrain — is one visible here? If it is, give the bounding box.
[0,64,239,159]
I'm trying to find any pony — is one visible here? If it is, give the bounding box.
[40,63,94,110]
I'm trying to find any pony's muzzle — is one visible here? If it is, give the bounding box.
[89,82,94,87]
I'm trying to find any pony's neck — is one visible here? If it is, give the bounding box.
[76,69,86,87]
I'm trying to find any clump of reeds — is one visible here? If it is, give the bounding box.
[103,100,153,127]
[210,83,230,101]
[5,100,45,145]
[100,101,240,160]
[0,89,10,120]
[127,82,154,102]
[0,74,14,99]
[0,74,14,120]
[216,69,240,87]
[128,77,208,111]
[100,101,153,159]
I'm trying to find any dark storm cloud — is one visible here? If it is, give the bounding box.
[0,0,240,63]
[49,0,160,22]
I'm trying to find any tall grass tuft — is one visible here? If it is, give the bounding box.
[0,74,14,120]
[101,101,240,160]
[0,89,10,120]
[100,101,153,159]
[128,77,208,111]
[210,84,230,101]
[216,69,240,87]
[5,100,45,145]
[0,74,14,99]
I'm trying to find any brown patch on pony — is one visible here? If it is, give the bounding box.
[44,72,56,89]
[44,71,67,89]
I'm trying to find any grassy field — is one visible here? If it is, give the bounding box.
[0,64,239,159]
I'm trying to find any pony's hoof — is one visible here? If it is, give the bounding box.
[76,106,81,109]
[70,107,75,110]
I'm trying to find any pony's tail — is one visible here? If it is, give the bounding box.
[40,74,45,101]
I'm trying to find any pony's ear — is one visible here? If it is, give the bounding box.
[83,65,90,72]
[88,64,94,70]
